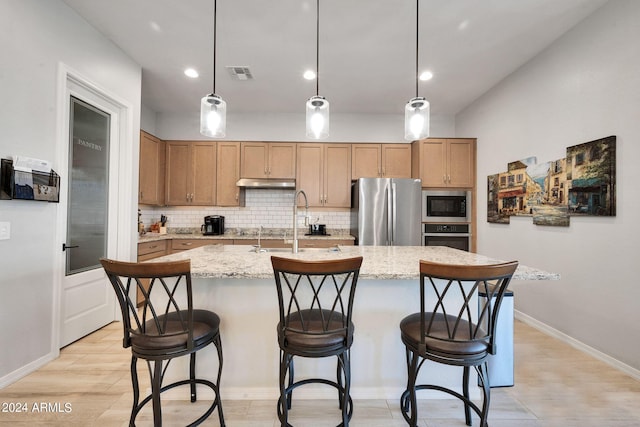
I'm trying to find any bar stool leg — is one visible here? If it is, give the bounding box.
[190,353,197,402]
[478,362,491,427]
[151,360,163,427]
[129,356,139,427]
[463,366,471,425]
[214,334,225,426]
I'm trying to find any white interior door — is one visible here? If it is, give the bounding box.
[58,81,120,347]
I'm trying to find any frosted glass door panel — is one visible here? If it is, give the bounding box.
[66,97,110,275]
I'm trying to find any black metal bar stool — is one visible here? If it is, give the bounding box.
[100,258,225,427]
[399,260,518,427]
[271,256,363,427]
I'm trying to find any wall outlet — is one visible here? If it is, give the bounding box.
[0,222,10,240]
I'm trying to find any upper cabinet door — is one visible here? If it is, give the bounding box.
[240,142,296,179]
[381,144,411,178]
[413,138,475,188]
[419,139,448,186]
[165,141,191,205]
[268,143,296,179]
[352,143,412,180]
[165,141,216,206]
[351,144,381,180]
[297,143,351,208]
[447,139,475,188]
[138,131,165,205]
[240,142,269,178]
[217,141,242,206]
[190,142,216,205]
[323,144,351,208]
[296,143,324,206]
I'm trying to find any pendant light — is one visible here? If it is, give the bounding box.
[404,0,430,141]
[200,0,227,137]
[306,0,329,139]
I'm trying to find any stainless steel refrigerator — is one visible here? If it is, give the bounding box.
[350,178,422,246]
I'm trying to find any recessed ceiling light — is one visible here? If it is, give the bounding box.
[303,70,316,80]
[184,68,199,78]
[419,71,433,81]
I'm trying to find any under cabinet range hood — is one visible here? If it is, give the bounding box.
[235,178,296,189]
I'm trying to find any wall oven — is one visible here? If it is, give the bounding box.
[422,190,470,223]
[423,223,470,252]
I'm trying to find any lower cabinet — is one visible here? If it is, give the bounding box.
[136,240,168,306]
[170,238,227,254]
[237,238,354,248]
[297,239,354,248]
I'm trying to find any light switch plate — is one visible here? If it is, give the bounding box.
[0,222,10,240]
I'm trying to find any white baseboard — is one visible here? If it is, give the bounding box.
[0,352,58,389]
[515,310,640,381]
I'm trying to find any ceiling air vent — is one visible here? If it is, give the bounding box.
[226,66,253,81]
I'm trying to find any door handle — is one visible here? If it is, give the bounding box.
[62,243,79,251]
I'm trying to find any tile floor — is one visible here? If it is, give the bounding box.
[0,320,638,426]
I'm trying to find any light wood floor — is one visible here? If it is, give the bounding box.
[1,320,638,426]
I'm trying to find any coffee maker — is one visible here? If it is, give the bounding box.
[201,215,225,235]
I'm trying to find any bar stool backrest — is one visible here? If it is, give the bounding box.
[100,258,195,354]
[418,260,518,356]
[271,256,363,349]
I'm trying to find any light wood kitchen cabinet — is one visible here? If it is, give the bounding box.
[297,239,354,248]
[216,141,243,206]
[351,143,412,180]
[170,238,226,254]
[238,238,353,248]
[165,141,217,205]
[240,238,289,248]
[412,138,475,188]
[138,131,165,205]
[137,240,168,261]
[240,142,296,179]
[136,240,168,305]
[297,143,351,208]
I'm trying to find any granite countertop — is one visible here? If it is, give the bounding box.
[149,244,560,281]
[139,229,355,243]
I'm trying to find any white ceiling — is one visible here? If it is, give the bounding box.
[62,0,608,117]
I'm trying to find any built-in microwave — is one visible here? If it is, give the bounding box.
[422,190,471,223]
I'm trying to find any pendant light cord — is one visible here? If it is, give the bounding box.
[415,0,419,98]
[316,0,320,97]
[213,0,217,94]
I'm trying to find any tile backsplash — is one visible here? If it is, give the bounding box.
[139,189,351,231]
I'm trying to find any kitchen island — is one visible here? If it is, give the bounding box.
[149,245,558,400]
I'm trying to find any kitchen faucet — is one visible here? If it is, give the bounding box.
[253,225,264,253]
[292,189,309,253]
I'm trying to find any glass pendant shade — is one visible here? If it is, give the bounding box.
[200,93,226,137]
[305,95,329,139]
[404,97,430,141]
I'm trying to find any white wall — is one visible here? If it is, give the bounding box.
[156,111,455,142]
[457,0,639,372]
[0,0,141,384]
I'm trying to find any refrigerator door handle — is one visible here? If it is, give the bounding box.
[390,182,397,245]
[385,185,392,246]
